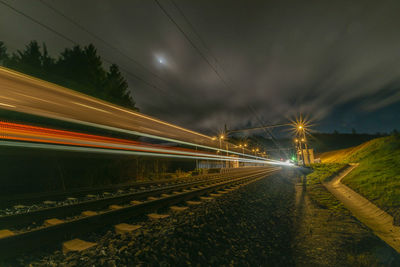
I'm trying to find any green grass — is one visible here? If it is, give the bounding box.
[306,163,348,214]
[340,135,400,213]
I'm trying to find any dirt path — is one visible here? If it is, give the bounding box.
[324,164,400,253]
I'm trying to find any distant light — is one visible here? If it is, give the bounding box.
[156,55,166,65]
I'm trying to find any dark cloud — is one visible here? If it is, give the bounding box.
[1,0,400,135]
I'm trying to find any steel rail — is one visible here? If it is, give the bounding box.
[0,168,272,229]
[0,172,221,209]
[0,167,279,259]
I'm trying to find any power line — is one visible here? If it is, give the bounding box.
[38,0,167,85]
[170,1,292,148]
[0,0,77,45]
[0,0,174,99]
[169,0,232,83]
[248,105,289,158]
[153,0,229,88]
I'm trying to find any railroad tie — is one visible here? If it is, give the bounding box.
[81,210,98,217]
[186,201,202,206]
[170,206,189,213]
[62,238,97,254]
[200,196,214,201]
[147,213,170,220]
[0,229,14,239]
[109,205,123,210]
[44,218,64,226]
[114,223,142,235]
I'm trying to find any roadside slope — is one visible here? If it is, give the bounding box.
[319,135,400,225]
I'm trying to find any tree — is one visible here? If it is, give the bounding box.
[41,43,55,73]
[9,41,43,75]
[56,44,106,95]
[1,40,137,111]
[351,128,357,135]
[104,64,136,109]
[0,41,8,66]
[5,41,52,80]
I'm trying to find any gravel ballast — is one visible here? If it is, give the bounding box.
[14,169,297,266]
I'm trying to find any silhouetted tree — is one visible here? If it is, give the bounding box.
[56,44,106,95]
[7,41,43,76]
[41,43,55,73]
[0,40,137,110]
[351,128,357,134]
[0,41,8,66]
[104,64,136,109]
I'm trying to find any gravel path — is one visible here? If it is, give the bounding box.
[295,168,400,267]
[14,169,297,266]
[324,164,400,254]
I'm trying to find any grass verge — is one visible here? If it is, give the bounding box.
[306,163,348,214]
[341,136,400,219]
[303,163,400,265]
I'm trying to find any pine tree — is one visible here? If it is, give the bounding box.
[104,64,136,108]
[1,40,137,110]
[0,41,8,66]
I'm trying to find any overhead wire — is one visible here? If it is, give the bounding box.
[38,0,167,86]
[169,0,225,76]
[161,0,284,155]
[153,0,230,88]
[0,0,174,101]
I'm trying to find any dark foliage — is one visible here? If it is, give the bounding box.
[0,41,137,110]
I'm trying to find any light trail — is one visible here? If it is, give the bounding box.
[0,121,292,166]
[0,66,259,159]
[71,101,111,114]
[0,102,16,108]
[0,67,286,164]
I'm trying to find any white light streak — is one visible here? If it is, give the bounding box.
[0,102,16,108]
[72,102,111,114]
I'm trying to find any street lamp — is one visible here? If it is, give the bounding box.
[217,134,226,168]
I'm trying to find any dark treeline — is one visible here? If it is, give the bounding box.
[0,40,137,110]
[229,131,395,159]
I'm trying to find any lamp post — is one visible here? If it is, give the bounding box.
[218,134,225,168]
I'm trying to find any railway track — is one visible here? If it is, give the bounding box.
[0,167,280,259]
[0,170,228,210]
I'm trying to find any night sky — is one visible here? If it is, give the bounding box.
[1,0,399,135]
